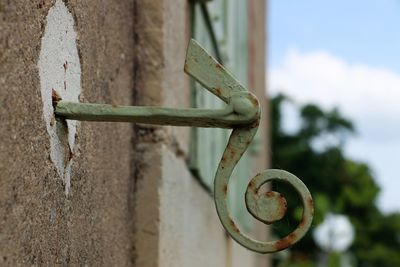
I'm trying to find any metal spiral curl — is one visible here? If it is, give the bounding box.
[214,123,314,254]
[184,38,314,253]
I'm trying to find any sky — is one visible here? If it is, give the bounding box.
[268,0,400,213]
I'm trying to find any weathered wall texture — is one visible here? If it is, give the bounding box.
[248,0,270,266]
[133,0,268,266]
[159,147,229,267]
[1,0,268,266]
[0,0,136,265]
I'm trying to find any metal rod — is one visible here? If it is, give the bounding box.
[199,2,223,63]
[54,100,258,129]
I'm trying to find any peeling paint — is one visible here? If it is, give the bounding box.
[38,0,81,195]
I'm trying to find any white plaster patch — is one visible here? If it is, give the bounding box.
[38,0,81,195]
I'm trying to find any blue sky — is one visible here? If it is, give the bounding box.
[268,0,400,213]
[269,0,400,70]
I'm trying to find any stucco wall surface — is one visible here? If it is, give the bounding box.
[0,0,267,266]
[0,0,136,265]
[132,1,266,266]
[159,146,228,267]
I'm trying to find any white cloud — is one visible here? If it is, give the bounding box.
[268,49,400,213]
[269,49,400,125]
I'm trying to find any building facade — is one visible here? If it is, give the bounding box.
[0,0,268,266]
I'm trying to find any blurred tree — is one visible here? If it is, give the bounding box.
[270,94,400,267]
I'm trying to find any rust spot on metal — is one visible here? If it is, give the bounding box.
[63,61,68,72]
[214,87,222,96]
[307,197,314,209]
[280,197,287,209]
[249,180,256,191]
[223,184,228,195]
[277,194,288,214]
[52,89,61,108]
[265,191,274,197]
[251,118,260,127]
[273,232,297,251]
[221,156,227,163]
[215,63,223,71]
[299,217,306,228]
[249,96,258,107]
[228,218,240,234]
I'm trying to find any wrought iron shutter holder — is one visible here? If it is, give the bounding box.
[53,39,314,254]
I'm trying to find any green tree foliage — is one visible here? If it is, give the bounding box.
[271,94,400,267]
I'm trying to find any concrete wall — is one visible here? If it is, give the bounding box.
[1,0,136,265]
[248,1,270,266]
[0,0,268,266]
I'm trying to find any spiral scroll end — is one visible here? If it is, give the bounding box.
[244,169,314,252]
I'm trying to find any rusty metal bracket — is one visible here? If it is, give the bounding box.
[53,39,314,254]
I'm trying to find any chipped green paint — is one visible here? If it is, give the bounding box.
[53,39,314,254]
[54,91,258,128]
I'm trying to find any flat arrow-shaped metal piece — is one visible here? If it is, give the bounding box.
[184,39,246,103]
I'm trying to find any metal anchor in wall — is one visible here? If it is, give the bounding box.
[53,39,314,253]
